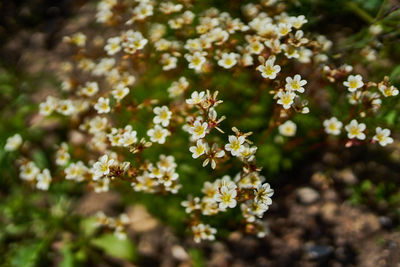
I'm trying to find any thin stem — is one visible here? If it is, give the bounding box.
[346,2,375,24]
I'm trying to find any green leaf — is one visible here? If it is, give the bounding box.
[80,217,98,237]
[60,242,75,267]
[11,241,44,267]
[384,110,397,125]
[91,234,137,261]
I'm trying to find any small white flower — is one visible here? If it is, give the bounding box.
[93,155,115,179]
[36,169,52,190]
[105,36,121,55]
[132,3,153,20]
[121,130,137,146]
[285,74,307,93]
[323,117,343,135]
[5,134,22,151]
[147,125,169,144]
[279,120,297,137]
[189,120,208,140]
[112,84,130,101]
[373,127,393,146]
[217,52,238,69]
[256,57,281,79]
[185,51,207,71]
[247,41,264,55]
[94,97,111,114]
[276,90,296,109]
[65,161,87,181]
[291,15,308,29]
[39,96,56,116]
[153,106,172,127]
[225,135,245,156]
[345,119,366,140]
[214,185,237,209]
[254,183,274,205]
[343,75,364,92]
[161,53,178,71]
[192,223,217,243]
[189,139,208,158]
[379,84,399,97]
[186,91,205,105]
[81,82,99,97]
[277,23,292,36]
[20,161,40,181]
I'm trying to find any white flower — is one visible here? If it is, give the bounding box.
[93,155,115,179]
[112,84,130,101]
[5,134,22,151]
[225,135,245,156]
[217,52,238,69]
[81,81,99,97]
[147,125,169,144]
[276,90,296,109]
[379,84,399,97]
[185,51,207,71]
[343,75,364,92]
[161,53,177,71]
[285,74,307,93]
[65,161,87,181]
[214,185,237,209]
[186,91,205,105]
[189,120,208,140]
[39,96,56,116]
[168,77,189,98]
[57,100,76,116]
[279,120,297,137]
[256,57,281,79]
[121,30,148,53]
[105,36,121,55]
[291,15,308,29]
[36,169,52,190]
[121,130,137,146]
[247,41,264,55]
[94,177,110,193]
[20,161,40,181]
[254,183,274,205]
[153,106,172,127]
[189,140,208,158]
[192,224,217,243]
[373,127,393,146]
[277,23,292,36]
[132,3,153,20]
[345,119,366,140]
[67,32,86,47]
[323,117,343,135]
[94,97,111,114]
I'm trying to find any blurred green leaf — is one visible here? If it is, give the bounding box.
[91,234,137,261]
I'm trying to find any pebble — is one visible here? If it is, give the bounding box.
[297,187,320,204]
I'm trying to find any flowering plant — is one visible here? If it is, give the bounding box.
[3,0,399,246]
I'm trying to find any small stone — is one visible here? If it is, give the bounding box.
[306,245,334,260]
[297,187,320,204]
[171,245,189,261]
[320,202,338,222]
[127,205,159,232]
[336,168,357,185]
[379,216,392,228]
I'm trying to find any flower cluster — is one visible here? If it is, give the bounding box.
[5,0,398,244]
[19,161,52,191]
[94,211,130,240]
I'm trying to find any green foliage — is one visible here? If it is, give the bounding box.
[91,234,137,261]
